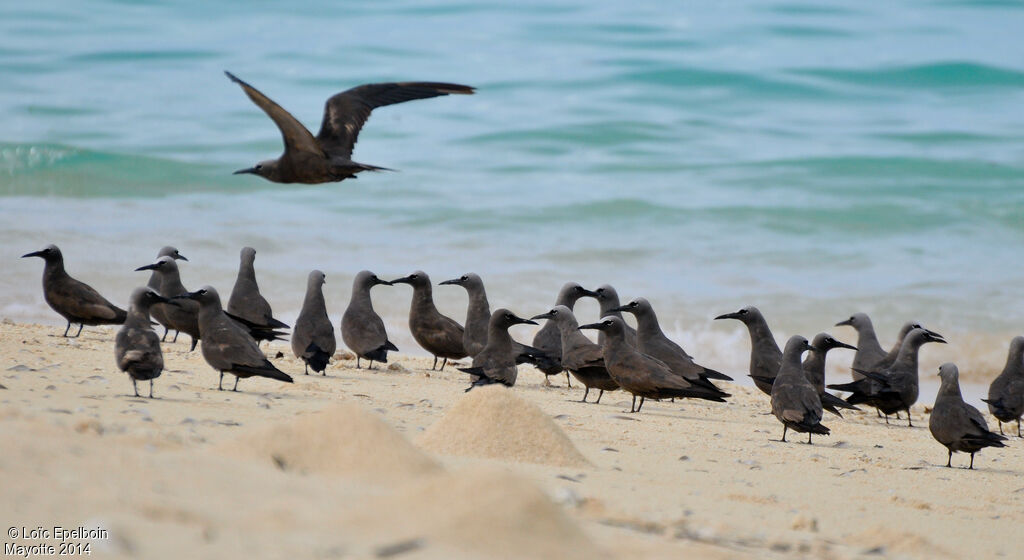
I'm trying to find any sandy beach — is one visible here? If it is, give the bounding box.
[2,321,1022,559]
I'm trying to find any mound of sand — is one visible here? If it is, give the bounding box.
[220,402,440,480]
[343,467,610,559]
[417,385,589,467]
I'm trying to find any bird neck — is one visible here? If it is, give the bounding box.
[466,289,490,324]
[410,285,439,315]
[893,340,924,371]
[936,377,963,400]
[745,318,780,355]
[159,271,187,296]
[855,324,883,354]
[1004,344,1024,377]
[802,349,826,376]
[486,323,514,347]
[633,310,664,339]
[125,306,153,329]
[146,271,161,290]
[556,292,582,310]
[302,283,326,314]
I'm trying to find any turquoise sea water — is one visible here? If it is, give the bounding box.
[2,1,1023,380]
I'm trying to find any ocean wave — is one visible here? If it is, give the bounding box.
[794,62,1024,90]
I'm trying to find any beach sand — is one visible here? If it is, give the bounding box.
[2,321,1022,559]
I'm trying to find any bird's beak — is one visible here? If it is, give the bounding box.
[374,278,393,286]
[389,276,412,285]
[175,254,188,262]
[835,318,853,327]
[579,288,598,298]
[714,311,739,321]
[807,345,820,353]
[233,167,258,175]
[608,305,629,313]
[578,322,602,331]
[927,332,947,344]
[512,316,538,326]
[530,310,556,321]
[135,263,158,272]
[20,250,44,259]
[171,291,201,301]
[439,278,460,286]
[834,340,858,351]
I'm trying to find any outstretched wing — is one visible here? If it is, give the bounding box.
[225,71,323,157]
[316,82,475,159]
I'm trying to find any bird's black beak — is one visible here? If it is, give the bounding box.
[374,278,393,286]
[172,291,201,301]
[530,310,556,321]
[833,340,857,351]
[807,345,820,353]
[439,278,461,286]
[926,332,947,344]
[21,250,44,259]
[389,276,412,285]
[512,316,538,326]
[714,311,739,321]
[175,254,188,262]
[608,305,629,313]
[233,167,258,175]
[578,322,603,331]
[835,318,853,327]
[135,263,158,272]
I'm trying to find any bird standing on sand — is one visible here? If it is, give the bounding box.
[531,306,618,403]
[459,309,537,390]
[983,336,1024,437]
[135,257,202,351]
[225,71,475,184]
[714,306,781,395]
[227,247,289,342]
[580,316,727,413]
[440,273,493,358]
[341,271,397,369]
[801,333,860,416]
[177,286,293,391]
[391,271,467,370]
[827,328,946,426]
[115,288,171,398]
[21,244,126,337]
[930,363,1007,469]
[771,335,830,444]
[532,283,597,387]
[292,270,336,375]
[835,313,887,381]
[145,246,187,342]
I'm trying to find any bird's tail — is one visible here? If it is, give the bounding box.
[235,363,294,384]
[302,342,331,372]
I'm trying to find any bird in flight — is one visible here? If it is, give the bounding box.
[225,71,475,184]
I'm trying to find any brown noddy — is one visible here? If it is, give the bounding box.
[292,270,336,375]
[930,363,1007,469]
[531,306,619,403]
[835,313,887,381]
[135,257,202,351]
[580,316,727,413]
[828,328,946,426]
[875,321,940,371]
[771,335,830,444]
[458,309,537,391]
[714,306,781,395]
[340,270,398,369]
[439,273,491,357]
[227,247,289,343]
[800,333,860,416]
[531,283,597,387]
[587,285,638,348]
[145,246,187,342]
[21,244,127,337]
[225,71,475,184]
[390,270,466,370]
[115,287,171,398]
[175,286,293,391]
[983,336,1024,437]
[612,297,733,393]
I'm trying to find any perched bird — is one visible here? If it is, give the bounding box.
[588,285,638,347]
[827,328,946,426]
[531,306,618,403]
[391,270,466,370]
[341,271,398,369]
[226,71,475,184]
[581,316,727,413]
[714,306,781,395]
[983,336,1024,437]
[21,244,126,337]
[227,247,289,343]
[875,321,938,371]
[801,333,860,416]
[612,297,732,394]
[292,270,336,375]
[440,273,492,357]
[145,246,187,342]
[531,283,597,386]
[459,309,537,391]
[930,363,1007,469]
[135,257,201,351]
[176,286,293,391]
[115,287,171,398]
[771,336,830,444]
[835,313,887,380]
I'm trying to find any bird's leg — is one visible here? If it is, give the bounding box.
[233,377,240,392]
[565,372,572,388]
[596,390,604,404]
[807,433,813,445]
[1017,419,1021,438]
[440,358,448,371]
[172,330,180,343]
[63,321,72,337]
[946,450,952,468]
[637,397,645,412]
[894,411,900,420]
[149,380,154,399]
[580,387,590,403]
[998,421,1004,435]
[190,338,198,352]
[218,372,224,391]
[161,327,169,342]
[356,357,361,369]
[74,323,83,337]
[132,379,139,398]
[876,409,882,418]
[884,413,890,425]
[543,375,552,387]
[906,410,913,428]
[304,363,309,375]
[431,356,438,370]
[321,366,326,376]
[781,426,788,443]
[969,453,975,470]
[369,360,374,370]
[630,395,637,413]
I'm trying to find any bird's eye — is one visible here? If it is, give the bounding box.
[739,309,748,315]
[410,274,418,279]
[255,164,263,170]
[198,289,207,295]
[826,338,834,344]
[461,275,468,281]
[849,316,855,322]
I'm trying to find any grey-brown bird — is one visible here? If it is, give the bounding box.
[440,273,491,358]
[531,306,619,403]
[292,270,336,375]
[714,306,781,395]
[983,336,1024,437]
[135,257,201,351]
[459,309,537,391]
[771,335,830,444]
[341,270,397,369]
[22,244,126,337]
[177,286,293,391]
[801,333,860,416]
[930,363,1007,469]
[531,283,597,386]
[391,270,466,370]
[226,71,475,184]
[581,316,727,413]
[835,313,887,381]
[227,247,289,342]
[115,287,170,398]
[588,284,638,347]
[145,246,187,342]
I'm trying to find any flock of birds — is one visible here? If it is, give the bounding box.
[13,72,1024,470]
[19,244,1024,470]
